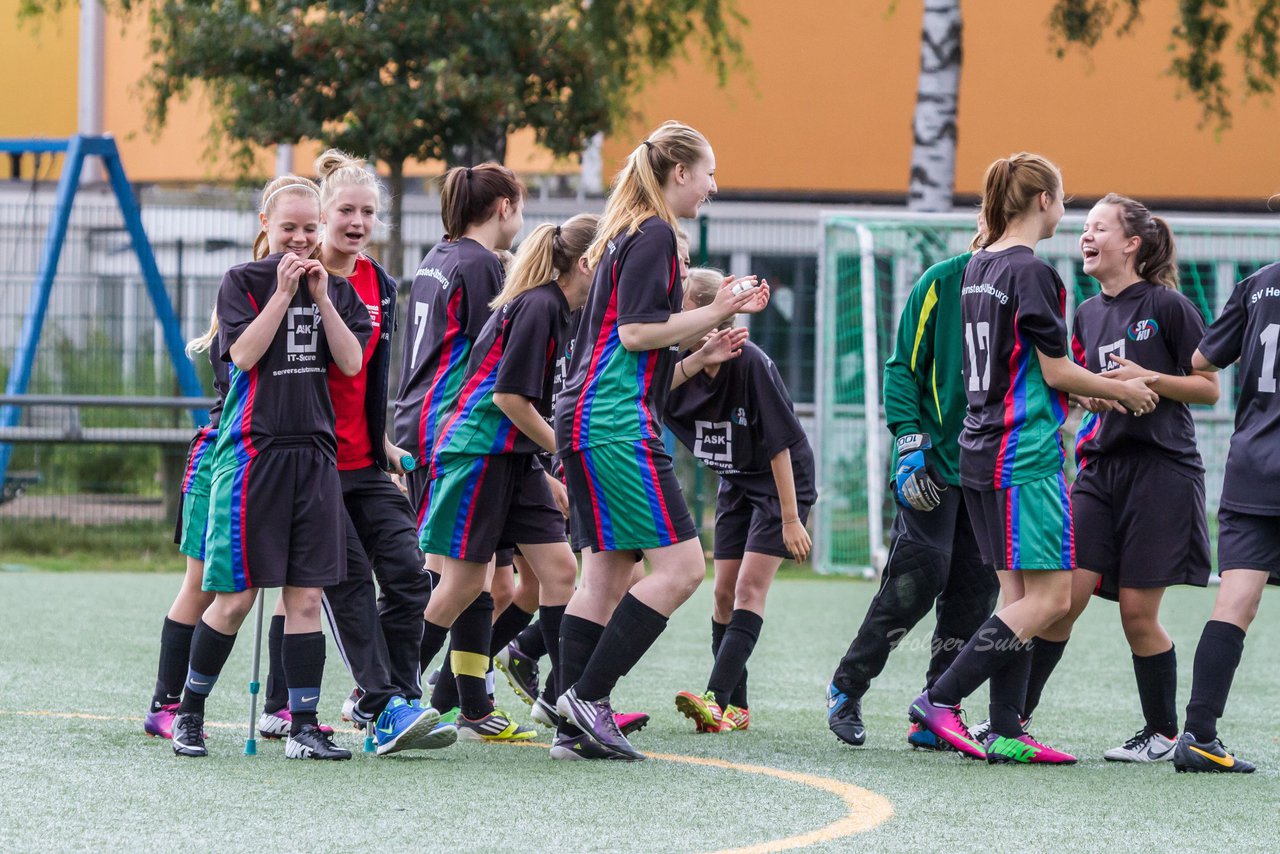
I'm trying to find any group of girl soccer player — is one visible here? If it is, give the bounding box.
[855,151,1275,773]
[142,127,1277,771]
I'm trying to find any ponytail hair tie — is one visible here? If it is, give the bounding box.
[465,167,474,180]
[554,225,561,237]
[641,140,654,150]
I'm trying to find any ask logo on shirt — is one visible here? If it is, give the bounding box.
[287,306,320,361]
[694,420,733,464]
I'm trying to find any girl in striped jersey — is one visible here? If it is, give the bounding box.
[142,176,315,741]
[170,175,372,760]
[908,153,1159,764]
[552,121,770,761]
[993,195,1215,763]
[393,164,533,740]
[421,215,596,752]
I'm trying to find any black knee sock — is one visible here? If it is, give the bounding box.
[451,592,495,720]
[1134,646,1178,738]
[707,610,763,710]
[1021,637,1068,719]
[988,641,1032,737]
[711,619,748,707]
[1184,621,1246,743]
[555,615,605,736]
[419,620,449,679]
[489,603,536,657]
[430,641,460,711]
[515,619,548,660]
[283,631,325,735]
[575,594,668,702]
[537,605,566,700]
[179,620,238,717]
[152,617,195,711]
[928,615,1021,708]
[263,614,287,714]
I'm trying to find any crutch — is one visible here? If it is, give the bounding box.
[244,588,266,755]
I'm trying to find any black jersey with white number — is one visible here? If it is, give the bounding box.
[393,238,504,465]
[664,341,816,503]
[959,246,1070,490]
[214,253,372,460]
[1198,262,1280,514]
[1071,281,1205,471]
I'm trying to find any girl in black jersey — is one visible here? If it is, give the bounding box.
[668,268,814,734]
[552,121,769,761]
[255,151,451,755]
[170,176,372,760]
[908,153,1160,764]
[142,175,317,741]
[1000,194,1217,763]
[393,163,536,741]
[1172,257,1280,773]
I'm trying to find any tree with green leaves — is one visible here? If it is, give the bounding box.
[24,1,744,278]
[1047,0,1280,131]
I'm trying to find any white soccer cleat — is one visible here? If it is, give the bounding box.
[1104,728,1176,762]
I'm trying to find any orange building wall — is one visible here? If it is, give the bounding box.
[5,0,1280,203]
[606,0,1280,204]
[0,1,79,177]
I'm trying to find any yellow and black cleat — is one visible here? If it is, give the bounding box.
[1172,732,1255,773]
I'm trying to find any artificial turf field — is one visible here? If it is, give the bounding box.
[2,571,1278,853]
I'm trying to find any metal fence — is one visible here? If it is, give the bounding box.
[0,186,827,557]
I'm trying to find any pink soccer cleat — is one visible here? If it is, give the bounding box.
[908,691,986,760]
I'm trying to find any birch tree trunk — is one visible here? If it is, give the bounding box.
[907,0,963,211]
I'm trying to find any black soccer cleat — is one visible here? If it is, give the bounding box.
[1172,732,1255,774]
[171,713,208,757]
[827,682,865,746]
[285,723,352,761]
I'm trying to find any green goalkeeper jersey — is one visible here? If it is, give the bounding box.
[882,252,971,487]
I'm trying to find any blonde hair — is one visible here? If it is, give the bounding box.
[315,149,386,215]
[978,153,1061,248]
[186,306,219,357]
[492,214,600,309]
[252,174,320,260]
[494,249,514,272]
[684,267,732,331]
[587,121,710,269]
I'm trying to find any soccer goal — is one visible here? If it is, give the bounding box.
[815,210,1280,575]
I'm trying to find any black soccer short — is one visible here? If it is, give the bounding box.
[1072,450,1211,597]
[422,453,567,564]
[712,481,811,561]
[1217,508,1280,585]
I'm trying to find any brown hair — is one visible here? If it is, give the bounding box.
[440,163,526,241]
[1098,192,1179,289]
[978,153,1061,248]
[252,174,320,260]
[587,121,711,268]
[492,214,600,309]
[683,267,733,331]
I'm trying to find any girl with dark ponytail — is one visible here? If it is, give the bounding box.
[908,153,1161,765]
[392,162,533,742]
[999,193,1218,763]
